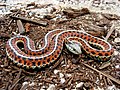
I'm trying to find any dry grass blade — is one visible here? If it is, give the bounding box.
[105,21,116,41]
[80,62,120,85]
[10,16,48,27]
[9,76,24,90]
[8,69,23,90]
[20,83,29,90]
[17,20,25,34]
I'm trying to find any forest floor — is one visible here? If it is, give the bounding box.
[0,0,120,90]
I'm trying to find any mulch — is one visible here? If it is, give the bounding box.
[0,8,120,90]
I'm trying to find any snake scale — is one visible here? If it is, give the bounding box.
[6,29,114,69]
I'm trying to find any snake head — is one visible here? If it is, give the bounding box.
[65,39,82,54]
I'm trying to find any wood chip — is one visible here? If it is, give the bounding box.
[63,8,90,18]
[105,21,116,41]
[99,62,111,70]
[11,16,48,27]
[25,23,31,32]
[17,20,25,34]
[80,62,120,85]
[0,33,10,38]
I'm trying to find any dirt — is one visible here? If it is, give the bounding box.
[0,7,120,90]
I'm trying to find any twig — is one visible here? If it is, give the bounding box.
[8,10,20,26]
[10,16,48,27]
[20,83,29,90]
[105,21,115,41]
[5,80,9,90]
[17,20,25,34]
[50,56,63,70]
[80,62,120,85]
[9,69,23,90]
[9,76,24,90]
[14,69,22,82]
[0,3,7,6]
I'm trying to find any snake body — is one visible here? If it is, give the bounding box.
[6,29,114,69]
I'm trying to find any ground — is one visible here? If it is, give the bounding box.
[0,1,120,90]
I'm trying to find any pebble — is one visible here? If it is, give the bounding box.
[66,74,72,77]
[59,73,64,78]
[115,64,120,69]
[76,82,84,88]
[93,87,104,90]
[20,81,29,90]
[22,81,29,86]
[41,86,46,89]
[114,50,119,55]
[54,69,60,74]
[114,37,120,43]
[17,20,25,34]
[60,78,66,84]
[99,62,111,69]
[29,82,35,86]
[47,84,56,90]
[107,85,117,90]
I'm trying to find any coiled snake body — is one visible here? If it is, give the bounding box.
[6,29,114,69]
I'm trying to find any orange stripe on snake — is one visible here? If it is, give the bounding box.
[6,29,114,69]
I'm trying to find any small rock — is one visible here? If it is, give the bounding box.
[25,23,31,32]
[47,84,56,90]
[66,74,72,77]
[17,20,25,34]
[76,82,84,89]
[41,86,46,89]
[114,50,119,55]
[107,85,117,90]
[21,82,29,90]
[44,14,56,20]
[114,37,120,43]
[84,82,92,89]
[63,8,90,18]
[54,69,60,74]
[12,32,17,35]
[0,33,10,38]
[22,81,29,86]
[27,2,36,7]
[29,82,35,86]
[103,14,120,20]
[93,86,104,90]
[115,64,120,69]
[99,62,111,69]
[60,78,65,84]
[59,73,64,78]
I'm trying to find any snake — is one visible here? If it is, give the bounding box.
[6,29,114,69]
